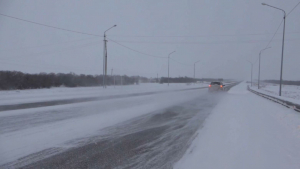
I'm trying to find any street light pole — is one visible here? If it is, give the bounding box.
[103,25,117,88]
[262,3,286,96]
[247,61,253,87]
[258,52,261,89]
[103,35,106,88]
[194,60,201,85]
[114,73,115,88]
[258,47,271,89]
[168,51,176,86]
[111,68,113,87]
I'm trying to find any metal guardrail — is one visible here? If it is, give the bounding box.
[223,82,240,91]
[247,86,300,112]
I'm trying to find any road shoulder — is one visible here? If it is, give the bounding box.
[174,82,300,169]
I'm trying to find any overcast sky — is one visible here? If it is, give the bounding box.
[0,0,299,80]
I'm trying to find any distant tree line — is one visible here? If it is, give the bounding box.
[159,77,226,83]
[263,80,300,86]
[0,70,231,90]
[0,71,141,90]
[201,78,224,82]
[160,77,196,83]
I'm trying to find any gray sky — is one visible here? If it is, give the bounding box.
[0,0,299,80]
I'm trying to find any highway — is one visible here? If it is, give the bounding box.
[0,84,236,169]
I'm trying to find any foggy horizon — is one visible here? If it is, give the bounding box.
[1,1,300,168]
[0,0,299,80]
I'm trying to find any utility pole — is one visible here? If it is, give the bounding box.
[168,58,169,85]
[113,70,115,88]
[121,76,123,86]
[157,73,158,83]
[258,53,261,89]
[103,36,107,88]
[194,60,201,85]
[258,47,271,89]
[168,51,176,86]
[111,69,113,87]
[251,64,253,87]
[247,61,253,87]
[262,3,286,96]
[280,13,286,96]
[103,25,117,88]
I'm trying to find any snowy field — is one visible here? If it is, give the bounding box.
[0,83,209,106]
[250,83,300,105]
[175,82,300,169]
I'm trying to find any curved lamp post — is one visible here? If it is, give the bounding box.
[258,47,271,89]
[262,3,286,96]
[103,25,117,88]
[168,51,176,86]
[194,60,201,84]
[247,60,254,87]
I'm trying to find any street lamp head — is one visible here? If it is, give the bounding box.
[263,47,271,51]
[104,25,117,35]
[261,3,286,16]
[194,60,201,64]
[168,51,176,57]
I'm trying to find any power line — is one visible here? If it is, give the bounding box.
[264,1,300,49]
[0,59,100,73]
[255,1,300,65]
[108,32,300,38]
[170,58,192,66]
[253,2,300,65]
[0,13,103,37]
[106,38,300,45]
[107,38,167,58]
[0,37,99,52]
[287,2,300,16]
[0,41,102,61]
[264,20,284,49]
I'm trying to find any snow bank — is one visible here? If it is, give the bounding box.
[175,82,300,169]
[0,83,206,106]
[250,84,300,105]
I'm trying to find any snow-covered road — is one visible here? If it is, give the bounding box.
[4,81,297,169]
[0,83,209,106]
[0,84,227,168]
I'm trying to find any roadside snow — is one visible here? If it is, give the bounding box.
[175,82,300,169]
[0,83,207,106]
[250,83,300,105]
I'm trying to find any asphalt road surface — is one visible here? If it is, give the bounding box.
[1,85,236,169]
